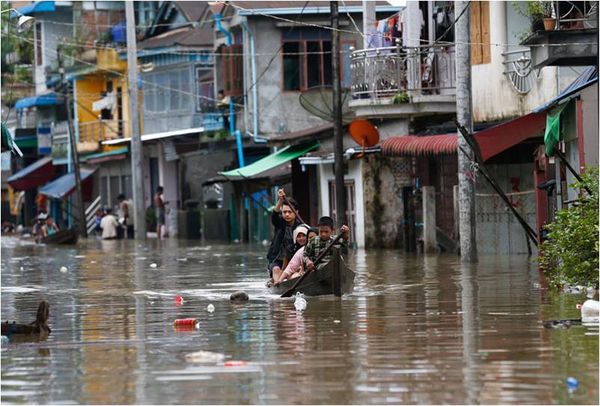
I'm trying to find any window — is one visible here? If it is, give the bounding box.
[220,45,243,96]
[35,22,43,66]
[282,32,332,91]
[170,72,180,110]
[470,1,490,65]
[196,67,213,112]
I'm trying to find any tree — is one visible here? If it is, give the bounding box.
[540,167,599,289]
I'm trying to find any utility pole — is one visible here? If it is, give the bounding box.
[361,0,375,49]
[455,1,477,262]
[125,1,146,239]
[57,47,86,238]
[331,1,347,228]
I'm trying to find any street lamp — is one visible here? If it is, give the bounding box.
[1,8,35,32]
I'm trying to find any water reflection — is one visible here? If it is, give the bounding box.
[1,237,598,404]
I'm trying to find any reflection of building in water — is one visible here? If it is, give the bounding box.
[79,248,138,403]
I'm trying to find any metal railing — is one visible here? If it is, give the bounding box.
[553,1,598,30]
[350,44,456,100]
[78,119,126,143]
[502,48,542,95]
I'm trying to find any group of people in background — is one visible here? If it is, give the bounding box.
[94,194,134,240]
[266,188,350,286]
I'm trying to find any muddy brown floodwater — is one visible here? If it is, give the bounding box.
[1,237,598,404]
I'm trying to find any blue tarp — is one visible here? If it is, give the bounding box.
[39,168,96,199]
[533,66,598,113]
[13,1,55,16]
[15,93,63,110]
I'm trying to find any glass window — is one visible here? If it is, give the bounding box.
[323,41,332,86]
[180,69,190,109]
[100,176,108,207]
[170,71,180,110]
[306,41,322,89]
[283,42,302,91]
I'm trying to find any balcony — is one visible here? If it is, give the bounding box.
[349,44,456,119]
[521,1,598,69]
[78,119,126,152]
[502,48,542,95]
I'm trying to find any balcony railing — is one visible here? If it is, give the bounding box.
[350,44,456,100]
[78,119,126,143]
[553,1,598,30]
[502,48,542,95]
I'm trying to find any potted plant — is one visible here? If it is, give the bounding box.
[514,1,555,32]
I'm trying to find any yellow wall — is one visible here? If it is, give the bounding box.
[75,48,145,141]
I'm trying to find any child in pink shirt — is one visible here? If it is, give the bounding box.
[275,226,317,284]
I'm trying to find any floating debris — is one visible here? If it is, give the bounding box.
[173,318,198,328]
[174,296,184,306]
[294,292,307,312]
[207,304,215,313]
[59,266,68,273]
[149,263,158,268]
[185,350,225,363]
[230,291,249,302]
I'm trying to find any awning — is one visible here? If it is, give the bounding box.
[52,147,129,166]
[85,147,128,164]
[13,1,55,16]
[14,136,37,149]
[102,127,205,145]
[15,93,63,110]
[7,156,55,190]
[1,122,23,156]
[219,142,319,179]
[39,167,96,199]
[534,68,597,113]
[381,134,457,157]
[382,112,546,161]
[475,112,546,161]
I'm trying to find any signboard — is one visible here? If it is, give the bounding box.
[37,126,52,155]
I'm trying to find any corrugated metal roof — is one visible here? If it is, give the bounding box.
[138,25,213,49]
[233,1,398,15]
[381,134,457,157]
[176,1,209,22]
[534,66,598,113]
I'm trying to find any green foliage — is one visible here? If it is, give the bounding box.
[513,1,554,19]
[392,91,409,104]
[540,167,599,289]
[1,1,34,78]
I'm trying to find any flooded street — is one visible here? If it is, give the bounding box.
[1,237,598,404]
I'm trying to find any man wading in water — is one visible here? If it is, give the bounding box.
[266,188,301,286]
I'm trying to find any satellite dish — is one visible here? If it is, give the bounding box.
[349,119,379,148]
[299,86,354,124]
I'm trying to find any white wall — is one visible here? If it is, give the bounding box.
[317,159,366,248]
[471,2,560,123]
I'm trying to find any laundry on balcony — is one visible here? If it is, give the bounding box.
[7,157,55,191]
[14,93,64,110]
[92,92,116,112]
[38,167,96,200]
